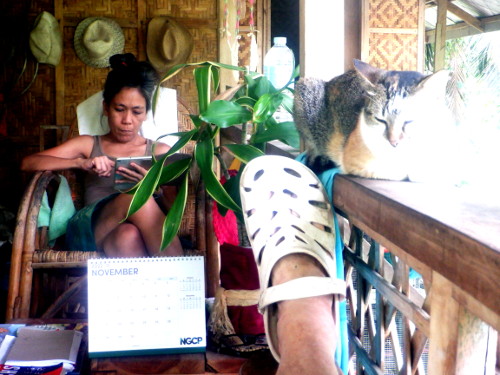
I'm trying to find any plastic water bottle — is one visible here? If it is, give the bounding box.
[263,37,295,90]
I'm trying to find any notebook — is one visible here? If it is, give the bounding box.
[87,256,206,358]
[5,326,83,372]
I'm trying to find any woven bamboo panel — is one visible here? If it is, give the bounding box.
[364,0,421,71]
[368,33,419,70]
[63,0,139,19]
[147,0,217,19]
[369,0,419,29]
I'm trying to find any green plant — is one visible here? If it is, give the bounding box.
[125,61,300,250]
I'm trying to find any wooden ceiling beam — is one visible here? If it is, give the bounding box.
[447,1,484,32]
[425,14,500,41]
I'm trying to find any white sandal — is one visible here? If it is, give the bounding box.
[239,155,346,362]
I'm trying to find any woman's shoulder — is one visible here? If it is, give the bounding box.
[67,134,96,149]
[149,139,171,156]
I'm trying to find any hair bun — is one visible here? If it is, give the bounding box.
[109,53,137,69]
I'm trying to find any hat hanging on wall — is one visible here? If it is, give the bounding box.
[147,16,194,73]
[30,11,63,66]
[74,17,125,68]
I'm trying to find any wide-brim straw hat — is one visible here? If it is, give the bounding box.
[30,11,63,66]
[147,16,194,73]
[74,17,125,68]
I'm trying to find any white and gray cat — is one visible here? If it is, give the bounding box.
[294,59,453,181]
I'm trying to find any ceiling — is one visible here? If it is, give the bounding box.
[425,0,500,40]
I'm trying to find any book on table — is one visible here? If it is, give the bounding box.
[4,326,83,373]
[0,363,64,375]
[87,256,206,358]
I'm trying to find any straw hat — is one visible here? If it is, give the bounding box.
[29,11,62,66]
[147,16,193,73]
[74,17,125,68]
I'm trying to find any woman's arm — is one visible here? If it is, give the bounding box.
[21,135,114,176]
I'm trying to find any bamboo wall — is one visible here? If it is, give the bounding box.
[362,0,425,71]
[0,0,262,213]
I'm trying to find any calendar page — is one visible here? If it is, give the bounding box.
[87,256,205,358]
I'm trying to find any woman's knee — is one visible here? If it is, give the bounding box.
[102,223,146,257]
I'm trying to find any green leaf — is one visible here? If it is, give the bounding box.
[159,61,244,85]
[253,93,283,123]
[254,75,277,97]
[200,101,252,128]
[161,128,197,156]
[190,115,204,128]
[195,138,241,213]
[253,121,300,149]
[281,93,294,114]
[223,144,264,164]
[218,167,246,224]
[158,157,192,185]
[211,65,220,94]
[205,61,245,72]
[159,63,190,83]
[160,173,189,250]
[125,154,165,219]
[234,96,256,109]
[194,66,210,113]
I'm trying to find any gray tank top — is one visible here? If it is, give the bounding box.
[84,136,153,205]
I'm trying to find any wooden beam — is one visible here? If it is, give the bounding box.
[434,0,447,71]
[447,1,484,32]
[425,14,500,41]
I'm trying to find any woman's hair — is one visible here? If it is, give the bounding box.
[103,53,158,112]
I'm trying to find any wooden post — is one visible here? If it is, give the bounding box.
[429,272,496,375]
[434,0,447,71]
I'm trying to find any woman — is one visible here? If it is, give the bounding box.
[21,53,183,257]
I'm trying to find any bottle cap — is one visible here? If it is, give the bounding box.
[273,37,287,46]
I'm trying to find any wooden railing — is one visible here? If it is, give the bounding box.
[333,175,499,375]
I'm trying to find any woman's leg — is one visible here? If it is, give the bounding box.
[99,223,148,258]
[94,194,183,256]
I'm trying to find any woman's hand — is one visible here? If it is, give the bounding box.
[83,156,115,177]
[115,162,148,184]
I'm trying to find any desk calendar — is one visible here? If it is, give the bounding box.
[87,256,206,358]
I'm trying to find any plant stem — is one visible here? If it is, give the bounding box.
[215,151,230,180]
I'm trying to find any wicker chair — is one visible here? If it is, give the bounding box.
[6,96,217,320]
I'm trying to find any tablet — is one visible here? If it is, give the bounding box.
[113,153,191,191]
[114,156,153,191]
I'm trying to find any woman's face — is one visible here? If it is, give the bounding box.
[103,87,148,143]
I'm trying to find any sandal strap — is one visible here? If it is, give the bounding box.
[259,276,346,312]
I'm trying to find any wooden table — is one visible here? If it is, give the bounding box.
[7,318,273,375]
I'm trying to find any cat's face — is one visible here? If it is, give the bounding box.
[363,79,422,148]
[356,66,451,149]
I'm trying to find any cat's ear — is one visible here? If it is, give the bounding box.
[353,59,385,86]
[416,70,451,94]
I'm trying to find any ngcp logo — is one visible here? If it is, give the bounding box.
[180,337,203,345]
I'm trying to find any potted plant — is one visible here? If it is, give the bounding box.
[125,61,300,250]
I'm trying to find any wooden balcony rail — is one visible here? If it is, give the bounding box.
[332,175,499,374]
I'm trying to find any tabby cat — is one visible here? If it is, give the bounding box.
[294,59,452,181]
